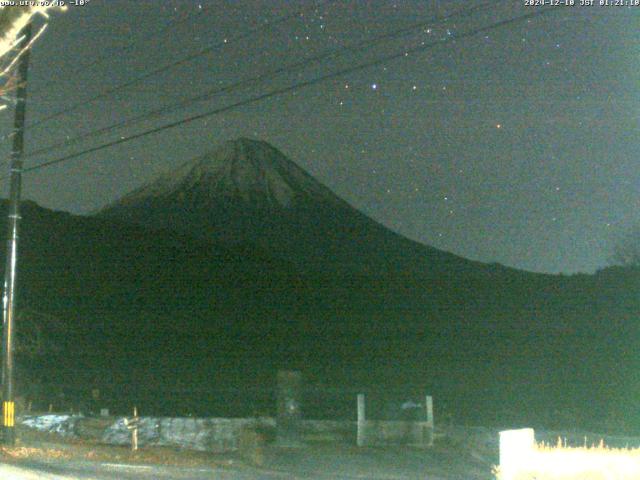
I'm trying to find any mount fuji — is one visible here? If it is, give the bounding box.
[99,137,476,275]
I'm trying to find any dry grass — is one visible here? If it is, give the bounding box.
[494,437,640,480]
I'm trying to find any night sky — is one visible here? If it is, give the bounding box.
[0,0,638,274]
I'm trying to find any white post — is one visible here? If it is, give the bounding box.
[131,406,139,452]
[425,395,433,426]
[499,428,535,479]
[425,395,434,446]
[357,393,366,447]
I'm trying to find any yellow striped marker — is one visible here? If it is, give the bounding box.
[3,401,14,427]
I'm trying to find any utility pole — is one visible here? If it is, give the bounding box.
[1,23,32,446]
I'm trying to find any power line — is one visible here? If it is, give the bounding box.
[20,7,554,175]
[28,6,205,97]
[22,0,333,133]
[24,0,497,159]
[16,8,556,177]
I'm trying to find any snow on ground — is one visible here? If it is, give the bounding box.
[102,417,161,446]
[19,414,245,451]
[21,415,81,438]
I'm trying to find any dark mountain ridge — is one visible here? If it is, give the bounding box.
[0,139,635,430]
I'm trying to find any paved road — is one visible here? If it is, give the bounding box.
[263,445,493,480]
[0,460,295,479]
[0,444,494,479]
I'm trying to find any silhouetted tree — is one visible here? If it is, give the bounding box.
[610,225,640,267]
[13,308,64,411]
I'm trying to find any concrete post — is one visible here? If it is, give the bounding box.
[425,395,433,426]
[499,428,535,479]
[357,393,366,447]
[425,395,433,447]
[276,370,303,446]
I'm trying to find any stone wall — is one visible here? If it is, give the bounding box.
[20,414,433,452]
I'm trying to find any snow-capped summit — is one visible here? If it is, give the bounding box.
[117,138,343,210]
[98,138,460,274]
